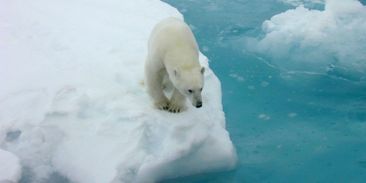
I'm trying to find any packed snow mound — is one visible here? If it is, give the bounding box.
[0,0,237,183]
[0,149,21,183]
[250,0,366,79]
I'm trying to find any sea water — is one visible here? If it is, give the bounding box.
[163,0,366,182]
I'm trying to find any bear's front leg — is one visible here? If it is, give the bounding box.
[168,88,186,113]
[154,97,170,110]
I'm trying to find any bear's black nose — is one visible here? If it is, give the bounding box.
[195,101,202,108]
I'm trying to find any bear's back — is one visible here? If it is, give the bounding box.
[148,17,198,56]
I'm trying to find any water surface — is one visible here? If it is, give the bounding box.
[163,0,366,182]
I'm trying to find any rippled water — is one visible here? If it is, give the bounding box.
[163,0,366,182]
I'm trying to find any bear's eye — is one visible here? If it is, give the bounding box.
[188,89,193,93]
[200,88,203,92]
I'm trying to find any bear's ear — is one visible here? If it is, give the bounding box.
[200,67,205,74]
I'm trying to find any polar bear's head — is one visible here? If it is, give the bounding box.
[171,67,205,108]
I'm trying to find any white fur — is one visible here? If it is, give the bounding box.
[145,17,204,112]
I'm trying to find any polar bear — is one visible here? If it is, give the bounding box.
[145,17,205,113]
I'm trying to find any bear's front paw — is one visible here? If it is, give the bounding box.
[155,100,170,110]
[167,102,185,113]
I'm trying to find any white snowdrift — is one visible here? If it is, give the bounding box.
[0,0,237,183]
[0,149,21,183]
[250,0,366,76]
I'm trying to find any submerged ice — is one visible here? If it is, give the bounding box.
[250,0,366,79]
[0,0,236,182]
[278,0,324,7]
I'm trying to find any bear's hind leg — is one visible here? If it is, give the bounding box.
[145,66,169,110]
[168,88,186,113]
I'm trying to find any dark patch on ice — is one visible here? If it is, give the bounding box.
[326,64,365,82]
[46,111,69,117]
[41,172,72,183]
[19,167,72,183]
[5,130,21,142]
[225,25,253,37]
[347,104,366,122]
[19,167,34,183]
[358,160,366,169]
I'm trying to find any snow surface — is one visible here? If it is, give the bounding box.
[0,149,21,183]
[0,0,237,182]
[249,0,366,77]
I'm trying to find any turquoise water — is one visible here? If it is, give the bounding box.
[163,0,366,182]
